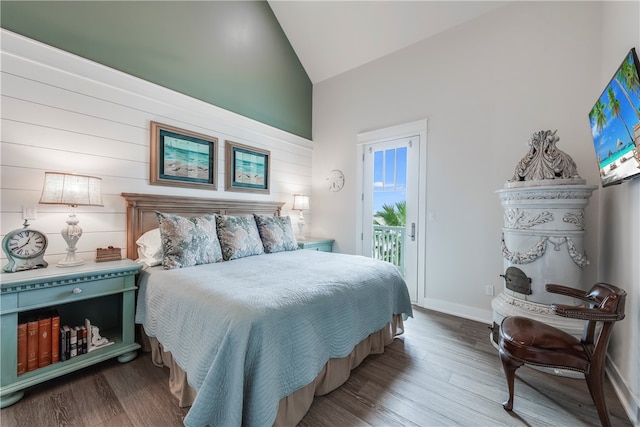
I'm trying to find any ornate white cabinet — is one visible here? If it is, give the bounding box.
[491,131,597,365]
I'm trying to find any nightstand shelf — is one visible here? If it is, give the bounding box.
[297,237,334,252]
[0,259,142,408]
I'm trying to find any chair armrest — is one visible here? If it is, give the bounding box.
[545,284,590,302]
[552,304,624,321]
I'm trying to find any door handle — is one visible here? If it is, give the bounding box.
[410,223,416,241]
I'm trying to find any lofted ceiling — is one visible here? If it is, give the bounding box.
[269,1,511,84]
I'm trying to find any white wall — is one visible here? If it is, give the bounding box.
[0,30,313,266]
[312,2,602,319]
[312,1,638,422]
[599,2,640,423]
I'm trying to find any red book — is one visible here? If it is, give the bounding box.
[26,318,38,372]
[17,321,27,375]
[79,326,87,354]
[38,315,52,368]
[51,311,60,363]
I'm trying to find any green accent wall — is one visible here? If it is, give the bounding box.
[1,1,312,139]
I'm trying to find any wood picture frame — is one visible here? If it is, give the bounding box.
[149,121,218,190]
[225,140,270,194]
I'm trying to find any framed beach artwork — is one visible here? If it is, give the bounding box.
[149,121,218,190]
[225,140,270,194]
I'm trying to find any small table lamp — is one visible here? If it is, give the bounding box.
[39,172,103,267]
[292,194,309,241]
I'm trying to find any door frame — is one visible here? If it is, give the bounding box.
[356,119,428,306]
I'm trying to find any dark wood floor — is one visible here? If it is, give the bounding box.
[1,307,632,426]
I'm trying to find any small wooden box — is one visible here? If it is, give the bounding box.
[95,246,122,262]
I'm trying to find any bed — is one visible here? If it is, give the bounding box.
[122,193,413,426]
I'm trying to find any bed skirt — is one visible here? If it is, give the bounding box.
[140,314,405,426]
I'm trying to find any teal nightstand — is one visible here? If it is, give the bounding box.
[0,259,142,408]
[297,238,334,252]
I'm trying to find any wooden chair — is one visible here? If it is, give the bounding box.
[498,283,627,427]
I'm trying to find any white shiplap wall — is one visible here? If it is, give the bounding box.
[1,30,313,265]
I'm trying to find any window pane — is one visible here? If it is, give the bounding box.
[374,190,405,213]
[384,149,395,189]
[373,151,383,191]
[396,147,407,190]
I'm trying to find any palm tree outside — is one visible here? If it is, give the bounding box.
[372,201,406,272]
[373,201,406,226]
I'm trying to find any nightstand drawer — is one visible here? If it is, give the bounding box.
[297,238,334,252]
[18,277,124,308]
[304,242,332,252]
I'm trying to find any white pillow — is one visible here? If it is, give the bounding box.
[135,228,163,267]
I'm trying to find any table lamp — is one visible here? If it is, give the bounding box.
[39,172,103,267]
[292,194,309,241]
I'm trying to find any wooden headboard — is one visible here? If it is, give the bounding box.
[121,193,284,260]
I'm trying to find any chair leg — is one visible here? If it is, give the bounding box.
[585,370,612,427]
[499,349,523,411]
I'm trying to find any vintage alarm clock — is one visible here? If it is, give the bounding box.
[2,220,48,272]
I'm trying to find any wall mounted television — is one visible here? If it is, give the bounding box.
[588,47,640,187]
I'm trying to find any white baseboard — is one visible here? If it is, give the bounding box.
[606,358,640,426]
[419,298,493,325]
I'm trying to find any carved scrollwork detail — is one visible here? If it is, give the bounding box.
[510,130,581,182]
[548,236,567,251]
[501,234,548,264]
[498,189,594,201]
[563,211,585,229]
[502,234,589,268]
[498,292,555,315]
[505,209,553,229]
[566,237,590,268]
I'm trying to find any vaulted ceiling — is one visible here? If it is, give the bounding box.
[0,1,513,137]
[269,1,510,83]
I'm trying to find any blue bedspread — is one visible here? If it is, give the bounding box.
[135,249,412,426]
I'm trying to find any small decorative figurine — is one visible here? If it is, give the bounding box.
[90,325,110,347]
[85,318,114,352]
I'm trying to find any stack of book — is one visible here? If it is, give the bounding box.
[17,309,60,374]
[17,311,97,375]
[60,323,88,362]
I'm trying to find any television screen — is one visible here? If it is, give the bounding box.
[588,48,640,186]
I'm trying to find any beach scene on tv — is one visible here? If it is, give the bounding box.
[162,135,210,182]
[589,51,640,186]
[234,150,266,186]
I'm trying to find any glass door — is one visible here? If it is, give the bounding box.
[362,136,419,301]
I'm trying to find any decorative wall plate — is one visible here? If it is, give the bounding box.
[326,169,345,192]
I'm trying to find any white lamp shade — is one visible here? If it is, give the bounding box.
[292,194,309,210]
[39,172,103,207]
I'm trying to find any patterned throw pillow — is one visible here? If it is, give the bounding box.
[216,214,265,260]
[253,214,298,253]
[155,212,223,269]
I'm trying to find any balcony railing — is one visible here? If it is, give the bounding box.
[372,225,405,274]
